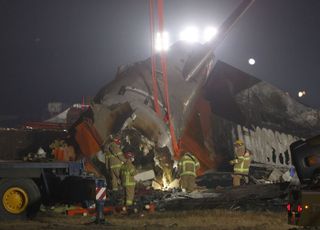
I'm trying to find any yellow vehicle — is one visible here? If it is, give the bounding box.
[0,161,96,220]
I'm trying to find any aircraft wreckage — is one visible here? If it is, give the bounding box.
[66,0,320,188]
[1,0,320,190]
[69,0,256,187]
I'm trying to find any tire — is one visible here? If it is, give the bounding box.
[0,178,41,220]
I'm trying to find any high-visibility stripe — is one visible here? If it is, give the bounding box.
[234,168,249,173]
[96,187,106,200]
[230,159,238,164]
[241,157,244,172]
[181,171,196,176]
[124,182,136,187]
[122,168,136,186]
[234,165,249,170]
[182,160,195,173]
[183,160,195,164]
[233,154,250,175]
[124,173,135,186]
[237,156,250,160]
[106,152,123,159]
[111,163,123,169]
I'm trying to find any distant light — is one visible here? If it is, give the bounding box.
[248,58,255,65]
[179,26,199,43]
[203,26,218,42]
[298,90,306,98]
[155,31,170,52]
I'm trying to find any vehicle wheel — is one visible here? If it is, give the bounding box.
[0,178,41,220]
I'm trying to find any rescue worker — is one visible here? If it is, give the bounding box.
[105,134,125,191]
[229,140,252,187]
[120,151,137,212]
[178,152,200,193]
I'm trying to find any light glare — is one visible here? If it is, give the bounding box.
[203,26,218,42]
[155,31,170,52]
[248,58,255,65]
[179,26,199,43]
[298,91,306,97]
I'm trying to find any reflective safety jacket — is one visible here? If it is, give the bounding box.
[120,161,137,187]
[105,142,125,170]
[230,154,251,175]
[178,153,200,177]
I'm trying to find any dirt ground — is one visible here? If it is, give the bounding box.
[0,209,294,230]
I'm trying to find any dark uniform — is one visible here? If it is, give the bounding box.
[105,141,125,191]
[120,156,136,207]
[178,152,200,192]
[230,140,251,186]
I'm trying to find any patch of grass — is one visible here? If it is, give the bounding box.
[0,209,291,230]
[107,209,290,229]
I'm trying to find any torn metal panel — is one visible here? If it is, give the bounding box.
[94,42,214,154]
[234,125,297,166]
[206,61,320,137]
[91,102,133,144]
[70,1,260,179]
[91,0,255,161]
[206,61,320,169]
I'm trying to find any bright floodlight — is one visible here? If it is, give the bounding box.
[248,58,255,65]
[155,31,170,52]
[298,90,306,98]
[179,26,199,43]
[203,26,218,42]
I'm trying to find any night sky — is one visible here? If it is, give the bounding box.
[0,0,320,123]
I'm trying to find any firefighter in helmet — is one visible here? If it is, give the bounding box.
[105,134,125,191]
[230,139,252,187]
[178,152,200,192]
[120,151,137,211]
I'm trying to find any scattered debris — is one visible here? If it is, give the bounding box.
[155,183,289,212]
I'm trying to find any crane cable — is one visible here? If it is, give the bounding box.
[156,0,179,155]
[149,0,161,116]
